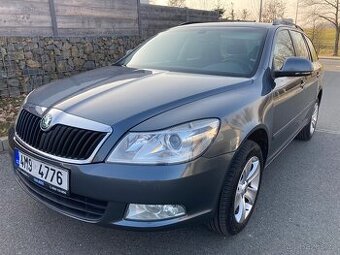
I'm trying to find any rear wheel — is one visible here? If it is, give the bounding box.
[208,140,263,235]
[296,101,319,141]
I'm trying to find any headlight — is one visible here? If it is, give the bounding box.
[107,119,220,164]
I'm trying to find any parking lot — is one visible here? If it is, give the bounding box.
[0,59,339,255]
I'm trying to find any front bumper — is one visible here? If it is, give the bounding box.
[9,131,234,230]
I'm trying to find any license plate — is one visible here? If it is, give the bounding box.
[14,149,69,195]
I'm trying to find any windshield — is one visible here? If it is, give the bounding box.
[119,27,267,77]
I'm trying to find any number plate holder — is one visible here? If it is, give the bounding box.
[14,149,70,196]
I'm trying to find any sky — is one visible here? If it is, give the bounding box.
[151,0,300,23]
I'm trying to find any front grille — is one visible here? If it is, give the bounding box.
[17,171,107,221]
[16,109,106,160]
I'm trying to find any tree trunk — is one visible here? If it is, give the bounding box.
[334,29,340,56]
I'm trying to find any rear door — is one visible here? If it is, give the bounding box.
[304,35,322,102]
[305,35,322,94]
[289,30,320,126]
[270,29,306,155]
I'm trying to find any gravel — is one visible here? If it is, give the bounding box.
[0,94,25,137]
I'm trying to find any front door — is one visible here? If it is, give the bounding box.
[270,29,306,156]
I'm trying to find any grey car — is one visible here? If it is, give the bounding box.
[8,21,323,235]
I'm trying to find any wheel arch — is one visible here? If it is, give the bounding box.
[239,125,270,165]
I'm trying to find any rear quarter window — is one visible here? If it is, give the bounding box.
[305,36,318,62]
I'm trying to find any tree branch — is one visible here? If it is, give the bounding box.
[319,14,337,26]
[323,0,337,9]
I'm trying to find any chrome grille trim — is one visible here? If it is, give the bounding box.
[15,104,112,164]
[22,103,112,133]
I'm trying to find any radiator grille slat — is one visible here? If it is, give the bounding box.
[85,135,104,159]
[18,110,26,137]
[22,111,31,141]
[66,130,85,157]
[31,117,41,146]
[78,132,98,158]
[16,109,107,160]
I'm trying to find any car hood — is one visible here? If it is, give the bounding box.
[27,66,253,126]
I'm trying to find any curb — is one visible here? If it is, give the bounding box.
[0,137,9,152]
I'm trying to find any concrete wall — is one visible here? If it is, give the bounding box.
[0,0,139,37]
[0,1,218,38]
[140,4,219,37]
[0,1,219,97]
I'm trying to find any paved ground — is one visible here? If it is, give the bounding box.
[0,60,339,255]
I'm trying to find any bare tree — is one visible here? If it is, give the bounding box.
[307,7,322,42]
[213,7,226,19]
[168,0,186,8]
[305,0,339,56]
[303,5,326,53]
[311,23,328,53]
[261,0,286,23]
[212,0,226,19]
[229,2,236,20]
[240,9,250,20]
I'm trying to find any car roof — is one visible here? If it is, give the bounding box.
[173,22,301,31]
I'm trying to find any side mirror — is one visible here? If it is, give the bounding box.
[274,57,313,78]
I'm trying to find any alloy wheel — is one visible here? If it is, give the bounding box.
[234,156,261,224]
[310,102,319,135]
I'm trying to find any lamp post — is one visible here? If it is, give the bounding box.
[259,0,263,22]
[295,0,299,24]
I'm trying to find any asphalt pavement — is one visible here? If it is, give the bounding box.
[0,59,339,255]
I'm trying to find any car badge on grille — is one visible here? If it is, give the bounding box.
[40,114,53,131]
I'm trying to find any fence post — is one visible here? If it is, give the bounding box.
[48,0,58,36]
[137,0,142,38]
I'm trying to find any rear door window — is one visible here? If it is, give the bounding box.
[290,31,310,60]
[305,36,318,62]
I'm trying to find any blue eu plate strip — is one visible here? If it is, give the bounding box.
[14,149,20,167]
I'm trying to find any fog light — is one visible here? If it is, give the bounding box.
[125,204,186,221]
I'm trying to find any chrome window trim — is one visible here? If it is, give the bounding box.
[15,104,113,164]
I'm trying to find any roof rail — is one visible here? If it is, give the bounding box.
[179,20,257,26]
[179,21,204,26]
[273,19,304,31]
[221,19,256,22]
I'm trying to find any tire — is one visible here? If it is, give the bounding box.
[208,140,263,236]
[296,101,319,141]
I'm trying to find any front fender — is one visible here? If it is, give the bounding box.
[204,100,272,158]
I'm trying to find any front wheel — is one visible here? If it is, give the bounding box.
[208,140,263,235]
[296,101,319,141]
